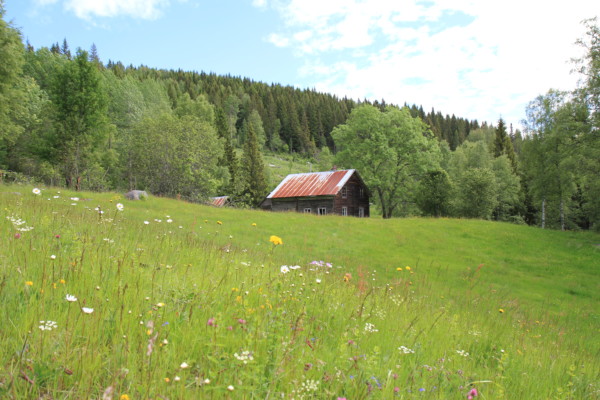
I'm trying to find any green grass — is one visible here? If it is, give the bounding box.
[1,184,599,399]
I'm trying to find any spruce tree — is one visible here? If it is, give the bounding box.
[241,122,267,206]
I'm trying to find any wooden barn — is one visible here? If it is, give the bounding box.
[260,169,370,217]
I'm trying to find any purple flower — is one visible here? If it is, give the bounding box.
[207,317,216,326]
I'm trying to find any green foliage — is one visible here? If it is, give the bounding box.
[333,105,440,218]
[127,113,223,201]
[415,169,452,217]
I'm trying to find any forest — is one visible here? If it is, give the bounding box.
[1,3,599,230]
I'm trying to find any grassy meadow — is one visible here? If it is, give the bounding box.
[1,184,599,399]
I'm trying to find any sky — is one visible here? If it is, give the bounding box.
[5,0,599,129]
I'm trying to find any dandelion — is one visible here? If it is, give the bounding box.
[405,266,411,271]
[32,188,41,195]
[499,308,505,313]
[269,235,283,245]
[251,223,257,227]
[25,281,33,286]
[280,265,290,274]
[120,395,130,400]
[65,294,77,302]
[217,221,222,225]
[396,267,403,271]
[116,203,124,211]
[82,307,94,314]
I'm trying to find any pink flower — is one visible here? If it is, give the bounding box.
[237,319,246,324]
[207,317,216,327]
[468,388,478,399]
[14,233,21,239]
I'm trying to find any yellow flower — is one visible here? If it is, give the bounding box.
[25,281,33,286]
[396,267,403,271]
[60,279,66,284]
[251,223,257,227]
[164,377,170,383]
[405,266,411,271]
[156,302,165,308]
[269,235,283,245]
[120,395,130,400]
[217,221,222,225]
[499,308,505,313]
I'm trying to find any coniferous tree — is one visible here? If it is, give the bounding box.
[240,122,267,206]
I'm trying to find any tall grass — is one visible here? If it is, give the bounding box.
[1,185,598,399]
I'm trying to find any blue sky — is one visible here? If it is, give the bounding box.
[6,0,599,129]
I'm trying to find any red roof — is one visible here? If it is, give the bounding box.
[267,170,356,198]
[210,196,229,207]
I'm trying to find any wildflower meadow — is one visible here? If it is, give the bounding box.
[0,185,599,399]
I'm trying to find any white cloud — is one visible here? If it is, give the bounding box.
[256,0,599,127]
[60,0,170,20]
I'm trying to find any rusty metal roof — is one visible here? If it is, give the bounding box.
[267,170,356,199]
[209,196,229,207]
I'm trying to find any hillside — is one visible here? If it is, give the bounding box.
[1,185,598,399]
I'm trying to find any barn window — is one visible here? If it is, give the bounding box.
[341,186,348,198]
[358,207,365,218]
[342,207,348,216]
[318,207,327,216]
[303,208,311,213]
[359,188,364,198]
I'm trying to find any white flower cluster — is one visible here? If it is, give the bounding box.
[300,379,319,392]
[280,265,301,274]
[39,320,58,331]
[6,215,34,232]
[234,350,254,364]
[456,349,470,357]
[398,345,415,354]
[364,322,379,333]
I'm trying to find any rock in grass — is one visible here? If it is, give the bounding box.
[124,190,148,201]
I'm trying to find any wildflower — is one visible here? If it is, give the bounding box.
[204,378,210,384]
[180,362,189,369]
[60,279,66,284]
[468,388,478,399]
[269,235,283,245]
[25,281,33,286]
[343,273,352,282]
[227,385,234,391]
[316,278,322,284]
[174,376,181,382]
[405,266,411,271]
[364,323,378,333]
[55,234,60,239]
[156,302,165,308]
[120,395,130,400]
[82,307,94,314]
[50,255,56,260]
[499,308,505,313]
[234,350,254,364]
[207,317,216,326]
[166,218,173,223]
[217,221,222,225]
[39,320,58,331]
[164,377,170,383]
[396,267,402,271]
[71,197,79,201]
[251,223,257,227]
[14,232,21,239]
[144,221,150,225]
[456,350,469,357]
[280,265,290,274]
[65,294,77,302]
[398,345,415,354]
[116,203,124,211]
[32,188,41,195]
